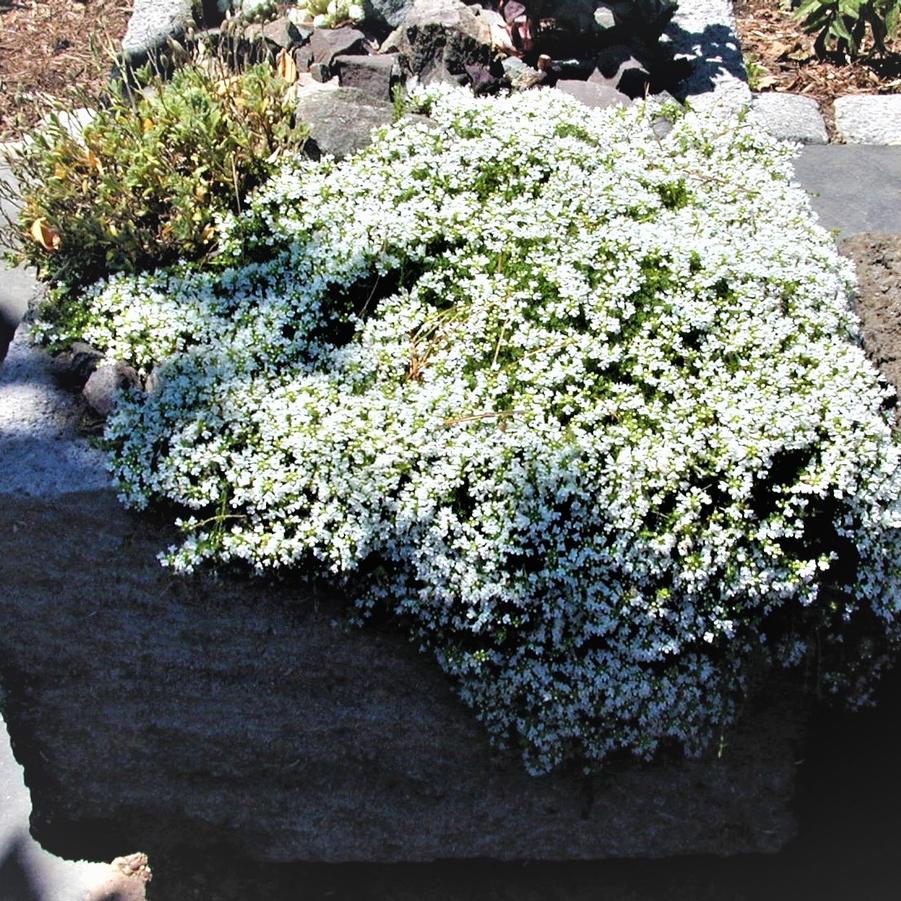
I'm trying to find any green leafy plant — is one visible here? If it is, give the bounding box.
[796,0,900,59]
[1,61,307,302]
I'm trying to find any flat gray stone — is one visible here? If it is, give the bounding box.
[834,95,901,145]
[750,92,828,145]
[122,0,194,58]
[792,146,901,237]
[555,80,631,109]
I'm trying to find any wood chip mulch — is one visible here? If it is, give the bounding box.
[734,0,901,137]
[0,0,131,141]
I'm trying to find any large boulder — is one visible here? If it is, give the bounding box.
[0,329,805,865]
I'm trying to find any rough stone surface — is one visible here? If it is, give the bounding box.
[309,25,369,66]
[363,0,417,31]
[0,329,109,496]
[749,92,828,145]
[335,52,401,99]
[555,79,631,109]
[261,16,304,50]
[0,481,802,864]
[295,86,394,159]
[122,0,194,58]
[841,234,901,398]
[82,360,140,418]
[382,0,493,84]
[834,95,901,145]
[665,0,752,116]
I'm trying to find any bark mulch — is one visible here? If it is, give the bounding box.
[0,0,131,141]
[734,0,901,137]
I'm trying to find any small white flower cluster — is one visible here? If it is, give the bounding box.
[50,88,901,773]
[225,0,279,24]
[291,0,365,28]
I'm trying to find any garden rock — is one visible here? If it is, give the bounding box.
[0,437,803,863]
[502,56,546,90]
[53,341,104,390]
[335,53,402,99]
[834,95,901,146]
[122,0,194,60]
[295,86,393,159]
[82,361,140,418]
[749,93,828,146]
[382,0,493,84]
[309,26,369,67]
[362,0,417,32]
[555,79,631,109]
[261,16,304,50]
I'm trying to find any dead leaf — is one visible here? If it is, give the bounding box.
[276,48,298,85]
[29,217,60,251]
[756,75,780,89]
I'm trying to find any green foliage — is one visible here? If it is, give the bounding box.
[3,62,307,297]
[796,0,900,59]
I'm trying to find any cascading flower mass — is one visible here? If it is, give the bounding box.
[43,88,901,773]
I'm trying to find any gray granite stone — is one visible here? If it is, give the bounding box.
[834,95,901,145]
[750,92,828,145]
[295,86,394,160]
[122,0,194,58]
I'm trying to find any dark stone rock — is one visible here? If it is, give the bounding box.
[293,44,314,72]
[261,16,304,50]
[309,26,369,67]
[310,62,332,82]
[82,361,140,418]
[555,80,631,109]
[295,87,394,160]
[382,0,493,85]
[334,53,402,100]
[362,0,417,32]
[0,484,803,864]
[52,341,104,390]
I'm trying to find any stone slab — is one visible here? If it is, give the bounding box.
[0,485,803,864]
[792,146,901,237]
[834,95,901,145]
[750,92,828,145]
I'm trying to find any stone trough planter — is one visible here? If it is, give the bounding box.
[0,329,805,864]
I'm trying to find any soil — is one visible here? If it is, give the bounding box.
[734,0,901,138]
[843,234,901,407]
[0,0,131,141]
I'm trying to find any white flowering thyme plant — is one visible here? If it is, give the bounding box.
[39,88,901,773]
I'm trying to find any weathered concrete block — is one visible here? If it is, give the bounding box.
[834,95,901,146]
